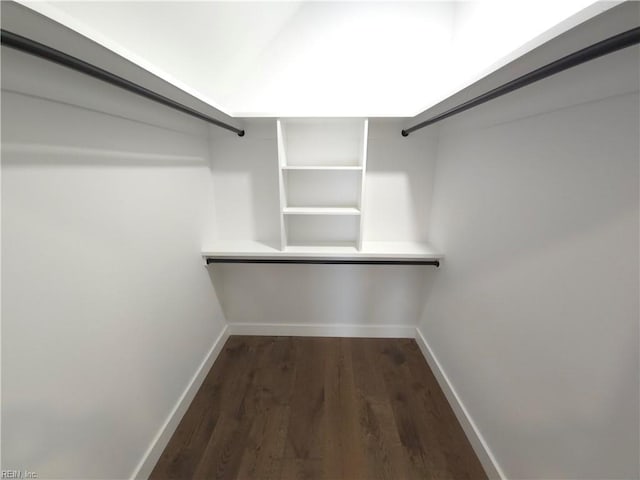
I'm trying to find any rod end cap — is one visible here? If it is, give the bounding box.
[401,130,409,137]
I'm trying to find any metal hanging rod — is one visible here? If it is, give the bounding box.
[0,29,245,137]
[402,26,640,137]
[205,258,440,266]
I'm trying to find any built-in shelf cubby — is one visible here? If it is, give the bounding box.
[285,214,360,248]
[277,118,368,251]
[281,118,364,166]
[284,169,361,208]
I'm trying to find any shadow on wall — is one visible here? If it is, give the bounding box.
[365,121,438,242]
[208,120,281,244]
[1,90,211,169]
[1,143,208,168]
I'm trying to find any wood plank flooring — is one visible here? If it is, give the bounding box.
[150,336,487,480]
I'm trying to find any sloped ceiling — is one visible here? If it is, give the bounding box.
[20,0,614,117]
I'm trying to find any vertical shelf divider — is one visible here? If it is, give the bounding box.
[276,119,288,251]
[357,119,369,251]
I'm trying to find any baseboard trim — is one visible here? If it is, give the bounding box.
[130,324,230,480]
[227,322,416,338]
[414,327,505,480]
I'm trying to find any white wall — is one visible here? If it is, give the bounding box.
[210,262,431,334]
[419,47,639,478]
[1,46,227,478]
[208,119,281,246]
[364,120,436,242]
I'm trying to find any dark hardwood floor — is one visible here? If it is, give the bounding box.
[150,336,487,480]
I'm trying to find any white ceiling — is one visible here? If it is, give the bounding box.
[22,0,614,117]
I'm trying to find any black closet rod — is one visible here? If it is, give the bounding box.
[206,258,440,266]
[0,29,245,137]
[402,26,640,137]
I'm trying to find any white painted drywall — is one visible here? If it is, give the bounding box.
[208,119,281,246]
[419,46,640,478]
[364,120,437,242]
[207,118,438,328]
[1,46,227,479]
[210,262,432,330]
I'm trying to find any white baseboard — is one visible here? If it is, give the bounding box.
[414,327,505,480]
[130,324,230,480]
[227,322,416,338]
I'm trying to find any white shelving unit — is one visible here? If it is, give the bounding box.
[277,118,368,251]
[203,118,443,265]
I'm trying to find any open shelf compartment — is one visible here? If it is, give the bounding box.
[284,214,359,248]
[283,168,362,209]
[280,118,365,167]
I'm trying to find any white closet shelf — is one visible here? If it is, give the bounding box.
[283,207,360,215]
[202,240,443,264]
[282,165,362,171]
